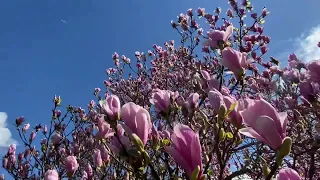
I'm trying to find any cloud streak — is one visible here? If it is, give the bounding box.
[294,24,320,62]
[0,112,17,155]
[275,24,320,64]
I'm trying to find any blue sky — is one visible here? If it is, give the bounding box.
[0,0,319,177]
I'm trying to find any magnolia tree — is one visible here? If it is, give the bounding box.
[2,0,320,179]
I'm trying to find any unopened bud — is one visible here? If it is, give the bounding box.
[190,165,200,180]
[219,128,226,141]
[218,105,227,122]
[263,163,271,178]
[276,137,292,164]
[131,133,145,153]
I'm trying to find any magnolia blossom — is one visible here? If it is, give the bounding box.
[109,124,130,153]
[224,95,243,127]
[150,89,172,112]
[99,145,110,163]
[307,60,320,82]
[186,93,200,109]
[64,156,79,176]
[165,124,203,179]
[277,168,301,180]
[121,102,152,145]
[221,47,252,79]
[99,95,121,121]
[85,163,93,178]
[239,98,288,150]
[51,133,62,145]
[208,89,225,111]
[298,81,320,101]
[203,25,233,48]
[96,118,114,139]
[200,70,221,92]
[93,149,103,167]
[44,169,59,180]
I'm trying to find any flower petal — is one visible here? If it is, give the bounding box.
[239,127,268,145]
[224,25,233,41]
[253,116,283,149]
[190,133,202,173]
[165,147,192,177]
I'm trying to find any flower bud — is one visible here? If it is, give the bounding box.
[227,9,233,17]
[219,128,226,141]
[218,104,227,122]
[131,133,145,153]
[276,137,292,164]
[190,165,200,180]
[263,163,271,178]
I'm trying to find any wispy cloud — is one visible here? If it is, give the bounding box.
[277,25,320,64]
[0,112,17,155]
[294,25,320,62]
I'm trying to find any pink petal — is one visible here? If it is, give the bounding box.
[173,124,192,148]
[277,112,288,137]
[121,102,140,131]
[165,147,192,177]
[190,133,202,172]
[239,127,269,145]
[172,124,194,164]
[223,25,233,41]
[135,108,151,145]
[277,168,301,180]
[253,116,283,149]
[200,70,211,80]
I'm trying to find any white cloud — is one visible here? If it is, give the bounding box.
[293,25,320,62]
[232,174,253,180]
[0,112,17,154]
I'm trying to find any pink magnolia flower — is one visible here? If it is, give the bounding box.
[208,89,225,112]
[150,89,172,112]
[221,47,252,79]
[186,93,200,109]
[109,124,130,153]
[29,132,36,142]
[223,95,243,127]
[15,116,25,126]
[85,163,93,178]
[239,98,288,150]
[203,25,233,48]
[307,60,320,82]
[44,169,59,180]
[165,124,203,179]
[7,144,16,155]
[93,149,103,167]
[64,156,79,177]
[121,102,152,145]
[298,81,320,101]
[96,118,114,139]
[99,95,121,121]
[51,133,62,145]
[200,70,221,92]
[288,53,299,62]
[99,145,110,163]
[277,168,301,180]
[23,123,30,132]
